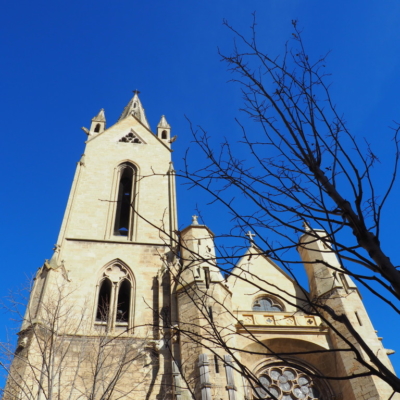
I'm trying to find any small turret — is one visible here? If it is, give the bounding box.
[178,215,223,290]
[89,108,106,136]
[157,115,171,145]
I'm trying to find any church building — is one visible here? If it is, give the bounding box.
[4,93,398,400]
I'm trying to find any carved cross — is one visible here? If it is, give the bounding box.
[245,231,256,243]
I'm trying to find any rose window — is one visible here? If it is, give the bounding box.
[254,366,323,399]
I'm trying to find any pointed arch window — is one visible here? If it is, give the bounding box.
[94,123,101,133]
[116,279,131,323]
[114,164,136,238]
[96,278,112,321]
[95,263,135,331]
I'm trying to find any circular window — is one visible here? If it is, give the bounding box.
[254,365,325,399]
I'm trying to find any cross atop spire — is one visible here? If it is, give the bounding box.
[118,91,150,129]
[245,231,256,244]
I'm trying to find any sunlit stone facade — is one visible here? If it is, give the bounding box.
[5,93,398,400]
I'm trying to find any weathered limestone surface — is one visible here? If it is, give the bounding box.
[5,94,398,400]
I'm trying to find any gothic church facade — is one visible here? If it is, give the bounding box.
[5,93,398,400]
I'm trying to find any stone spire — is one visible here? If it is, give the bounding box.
[118,90,150,130]
[89,108,106,135]
[157,115,171,129]
[157,115,171,143]
[92,108,106,122]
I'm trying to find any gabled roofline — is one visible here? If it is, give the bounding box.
[85,114,172,153]
[227,244,304,288]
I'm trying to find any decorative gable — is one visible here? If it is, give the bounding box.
[118,130,146,144]
[227,245,308,313]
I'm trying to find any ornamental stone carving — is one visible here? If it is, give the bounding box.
[104,264,128,283]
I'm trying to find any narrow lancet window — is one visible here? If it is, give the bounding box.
[114,165,135,236]
[161,130,167,139]
[94,123,101,133]
[204,267,210,289]
[96,279,112,321]
[116,279,131,323]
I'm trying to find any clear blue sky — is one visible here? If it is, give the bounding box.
[1,0,400,377]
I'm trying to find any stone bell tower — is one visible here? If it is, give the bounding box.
[5,92,178,400]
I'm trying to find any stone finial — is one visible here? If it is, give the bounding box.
[303,220,312,232]
[191,215,199,226]
[168,162,175,173]
[53,243,61,253]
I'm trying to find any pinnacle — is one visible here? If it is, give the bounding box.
[92,108,106,122]
[118,92,150,129]
[157,115,171,129]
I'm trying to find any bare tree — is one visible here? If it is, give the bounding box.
[3,18,400,399]
[156,17,400,399]
[155,234,400,399]
[184,17,400,299]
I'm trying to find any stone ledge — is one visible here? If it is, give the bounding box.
[66,237,169,246]
[236,311,327,332]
